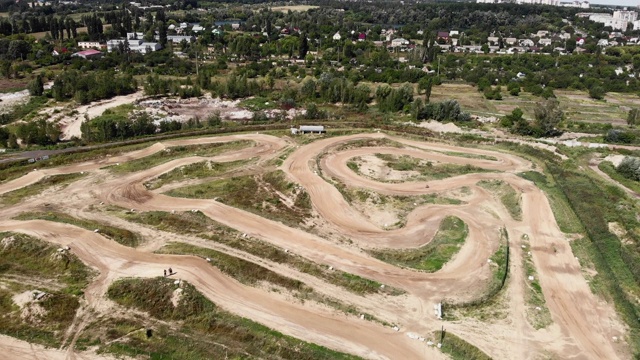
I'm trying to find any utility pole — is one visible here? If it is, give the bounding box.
[195,46,199,76]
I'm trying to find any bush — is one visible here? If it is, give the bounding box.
[605,129,636,144]
[589,85,606,100]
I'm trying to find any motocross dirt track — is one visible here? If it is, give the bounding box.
[0,132,627,360]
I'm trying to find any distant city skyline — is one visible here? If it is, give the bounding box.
[588,0,637,6]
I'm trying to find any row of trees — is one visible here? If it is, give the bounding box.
[143,74,203,98]
[51,70,137,104]
[79,111,219,143]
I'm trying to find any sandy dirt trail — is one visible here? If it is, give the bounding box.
[58,91,145,140]
[0,132,627,360]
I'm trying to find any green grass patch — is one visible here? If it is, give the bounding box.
[369,216,468,272]
[0,232,94,347]
[442,151,498,161]
[477,180,522,221]
[372,153,492,181]
[598,161,640,195]
[102,103,138,117]
[239,96,279,111]
[0,173,86,206]
[145,159,250,190]
[433,330,492,360]
[520,235,552,329]
[340,185,463,229]
[14,211,143,247]
[167,170,313,227]
[117,209,236,237]
[547,163,640,353]
[104,277,361,359]
[107,140,253,174]
[157,242,309,292]
[0,232,93,295]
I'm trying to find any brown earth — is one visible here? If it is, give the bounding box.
[0,132,630,360]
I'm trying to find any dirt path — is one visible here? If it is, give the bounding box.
[57,91,145,140]
[0,132,627,360]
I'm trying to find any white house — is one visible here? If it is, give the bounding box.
[192,25,204,32]
[77,41,102,49]
[157,35,195,43]
[107,39,162,54]
[538,38,552,46]
[126,32,144,40]
[597,39,609,46]
[505,37,517,45]
[333,32,341,41]
[519,39,535,47]
[390,38,409,47]
[536,30,549,37]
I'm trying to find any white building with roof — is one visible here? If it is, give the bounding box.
[107,39,162,54]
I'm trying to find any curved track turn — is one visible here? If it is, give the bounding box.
[0,132,626,360]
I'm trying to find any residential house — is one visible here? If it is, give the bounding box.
[538,38,552,46]
[597,39,609,46]
[126,32,144,40]
[159,35,195,43]
[519,39,535,47]
[333,32,341,41]
[231,23,240,30]
[384,29,395,42]
[77,41,102,49]
[107,39,162,54]
[192,25,204,32]
[390,37,409,47]
[437,31,450,41]
[576,37,585,46]
[487,36,499,45]
[72,49,103,59]
[358,33,366,41]
[212,28,223,36]
[536,30,549,38]
[449,30,459,37]
[505,37,517,46]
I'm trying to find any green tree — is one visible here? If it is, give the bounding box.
[299,36,309,59]
[507,82,520,96]
[534,100,564,136]
[28,74,44,96]
[628,108,640,126]
[418,77,433,102]
[588,85,606,100]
